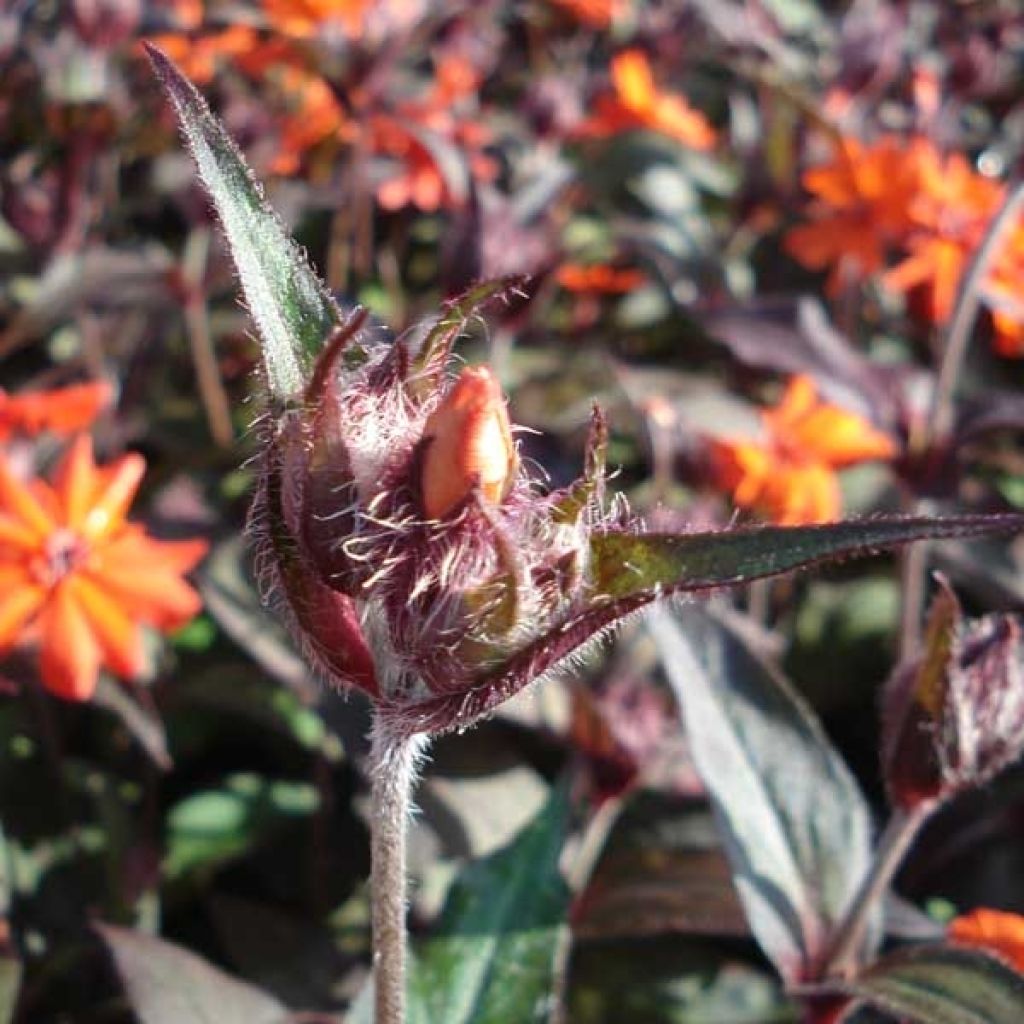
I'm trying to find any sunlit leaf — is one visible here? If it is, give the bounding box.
[99,924,289,1024]
[146,44,342,400]
[590,516,1024,601]
[648,604,877,982]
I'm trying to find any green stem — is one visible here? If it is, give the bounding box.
[369,713,428,1024]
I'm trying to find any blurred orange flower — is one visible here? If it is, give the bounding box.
[262,0,373,39]
[883,144,1005,323]
[0,381,112,442]
[547,0,623,28]
[949,908,1024,971]
[712,375,895,525]
[784,136,918,293]
[146,24,259,85]
[577,49,716,150]
[556,262,644,294]
[0,436,207,700]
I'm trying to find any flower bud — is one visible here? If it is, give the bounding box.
[418,366,517,519]
[882,578,1024,810]
[251,295,620,730]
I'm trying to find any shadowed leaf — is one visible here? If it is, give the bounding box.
[145,44,342,400]
[649,604,876,982]
[98,924,290,1024]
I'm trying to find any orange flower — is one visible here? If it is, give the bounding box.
[146,24,259,85]
[261,0,373,39]
[547,0,623,28]
[365,56,496,211]
[883,143,1005,323]
[0,381,112,442]
[556,262,644,294]
[784,136,918,293]
[577,49,716,150]
[712,376,895,525]
[949,909,1024,971]
[0,436,207,700]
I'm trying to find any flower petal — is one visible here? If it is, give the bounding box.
[38,582,102,701]
[0,454,56,540]
[53,434,101,531]
[82,453,146,541]
[70,575,146,680]
[0,575,46,650]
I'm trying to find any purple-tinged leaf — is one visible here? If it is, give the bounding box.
[98,924,290,1024]
[145,44,343,401]
[829,945,1024,1024]
[589,516,1024,601]
[648,604,877,983]
[703,297,903,427]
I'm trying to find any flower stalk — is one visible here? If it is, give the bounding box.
[821,801,935,978]
[369,714,428,1024]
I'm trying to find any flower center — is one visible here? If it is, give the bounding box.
[33,529,88,587]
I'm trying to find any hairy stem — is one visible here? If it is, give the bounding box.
[369,714,428,1024]
[822,801,935,978]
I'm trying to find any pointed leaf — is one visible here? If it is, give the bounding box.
[648,604,875,982]
[833,945,1024,1024]
[145,44,342,400]
[98,923,290,1024]
[590,516,1024,601]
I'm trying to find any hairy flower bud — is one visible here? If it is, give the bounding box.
[882,578,1024,810]
[418,366,517,519]
[250,292,623,732]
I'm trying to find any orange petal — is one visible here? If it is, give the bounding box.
[81,452,146,541]
[0,576,46,650]
[38,582,102,701]
[0,512,43,551]
[612,50,657,113]
[950,909,1024,972]
[69,575,145,680]
[87,535,204,630]
[53,434,100,531]
[0,455,56,540]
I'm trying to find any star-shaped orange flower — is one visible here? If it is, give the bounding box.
[784,136,918,293]
[712,375,896,525]
[0,435,207,701]
[577,49,716,150]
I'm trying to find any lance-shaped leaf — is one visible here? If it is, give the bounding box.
[647,603,877,983]
[829,945,1024,1024]
[145,44,343,400]
[589,516,1024,601]
[390,515,1024,737]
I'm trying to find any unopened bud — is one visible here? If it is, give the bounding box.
[419,366,517,519]
[882,578,1024,810]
